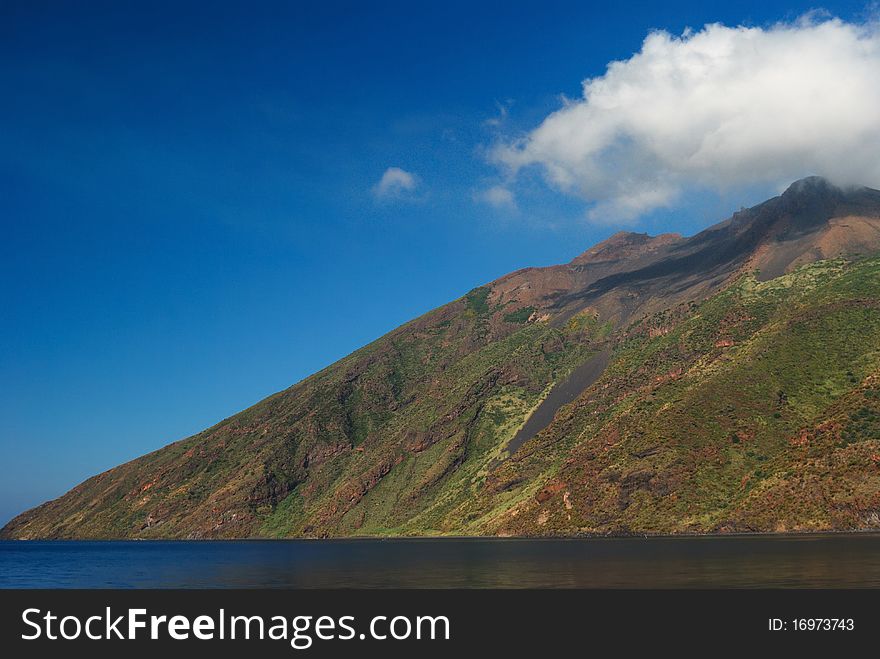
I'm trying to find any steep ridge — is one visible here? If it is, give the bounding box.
[484,178,880,461]
[4,177,880,539]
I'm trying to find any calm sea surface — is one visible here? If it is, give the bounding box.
[2,534,880,588]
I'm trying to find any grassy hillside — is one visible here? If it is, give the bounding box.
[2,282,605,538]
[6,254,880,539]
[483,257,880,535]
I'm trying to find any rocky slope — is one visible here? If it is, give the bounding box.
[4,177,880,539]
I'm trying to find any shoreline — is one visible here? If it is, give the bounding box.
[4,527,880,542]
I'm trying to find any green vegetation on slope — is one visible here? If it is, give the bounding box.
[5,255,880,539]
[3,282,605,539]
[484,258,880,535]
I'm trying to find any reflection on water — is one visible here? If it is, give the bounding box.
[2,533,880,588]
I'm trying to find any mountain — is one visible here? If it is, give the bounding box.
[5,177,880,539]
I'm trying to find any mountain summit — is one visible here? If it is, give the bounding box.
[4,179,880,539]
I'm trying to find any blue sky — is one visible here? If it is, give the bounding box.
[0,0,873,525]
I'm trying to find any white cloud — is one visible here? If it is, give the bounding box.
[475,185,517,210]
[373,167,419,199]
[492,15,880,222]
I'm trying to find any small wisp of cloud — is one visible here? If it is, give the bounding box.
[474,185,517,211]
[490,13,880,224]
[372,167,420,200]
[483,99,514,129]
